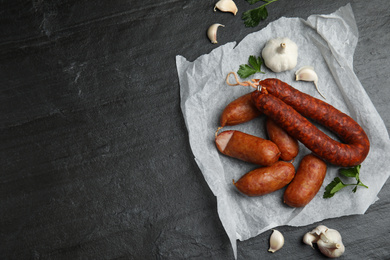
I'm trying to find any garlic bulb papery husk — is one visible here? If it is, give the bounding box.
[207,23,225,44]
[295,66,326,99]
[214,0,238,15]
[268,229,284,253]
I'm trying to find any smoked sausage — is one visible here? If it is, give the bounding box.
[215,130,280,166]
[234,161,295,196]
[220,92,261,127]
[251,79,370,167]
[283,154,327,207]
[266,118,299,161]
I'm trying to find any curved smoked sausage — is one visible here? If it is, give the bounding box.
[251,79,370,167]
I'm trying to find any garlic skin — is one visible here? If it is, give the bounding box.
[262,37,298,73]
[268,229,284,253]
[303,225,345,258]
[207,23,225,44]
[214,0,238,15]
[295,66,326,99]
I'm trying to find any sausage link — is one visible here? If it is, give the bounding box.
[266,117,299,161]
[233,161,295,196]
[283,154,327,207]
[251,79,370,167]
[215,130,280,166]
[220,92,261,127]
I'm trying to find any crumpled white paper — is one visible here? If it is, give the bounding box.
[176,4,390,259]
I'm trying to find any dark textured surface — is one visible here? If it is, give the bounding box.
[1,0,389,259]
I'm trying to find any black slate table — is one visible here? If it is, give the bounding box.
[1,1,389,259]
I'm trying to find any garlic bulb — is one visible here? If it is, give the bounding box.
[268,229,284,253]
[214,0,238,15]
[262,37,298,72]
[303,225,345,258]
[295,66,326,99]
[207,23,225,44]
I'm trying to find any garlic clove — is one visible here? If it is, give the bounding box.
[268,229,284,253]
[295,66,326,99]
[207,23,225,44]
[303,232,318,249]
[317,238,345,258]
[214,0,238,15]
[310,225,328,236]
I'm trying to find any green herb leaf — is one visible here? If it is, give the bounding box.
[242,6,268,27]
[242,0,278,27]
[237,55,265,78]
[249,56,262,72]
[339,167,357,178]
[339,165,362,182]
[323,177,346,198]
[323,165,368,199]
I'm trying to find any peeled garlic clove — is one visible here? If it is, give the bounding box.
[207,23,224,44]
[214,0,238,15]
[295,66,326,99]
[268,229,284,253]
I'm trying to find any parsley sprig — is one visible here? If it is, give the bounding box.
[237,55,265,78]
[242,0,279,27]
[323,165,368,198]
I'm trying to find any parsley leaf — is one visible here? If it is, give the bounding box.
[323,165,368,199]
[339,165,360,179]
[237,55,265,78]
[323,177,346,198]
[242,6,268,27]
[242,0,278,27]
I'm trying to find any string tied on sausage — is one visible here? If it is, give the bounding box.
[225,72,261,91]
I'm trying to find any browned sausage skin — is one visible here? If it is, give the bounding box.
[283,154,327,207]
[251,79,370,167]
[215,130,280,166]
[220,92,261,127]
[234,161,295,196]
[266,117,299,161]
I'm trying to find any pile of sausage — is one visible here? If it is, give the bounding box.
[215,78,370,207]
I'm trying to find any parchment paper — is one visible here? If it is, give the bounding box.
[176,4,390,258]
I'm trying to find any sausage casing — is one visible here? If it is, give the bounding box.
[215,130,280,166]
[234,161,295,196]
[283,154,327,207]
[220,92,262,127]
[266,117,299,161]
